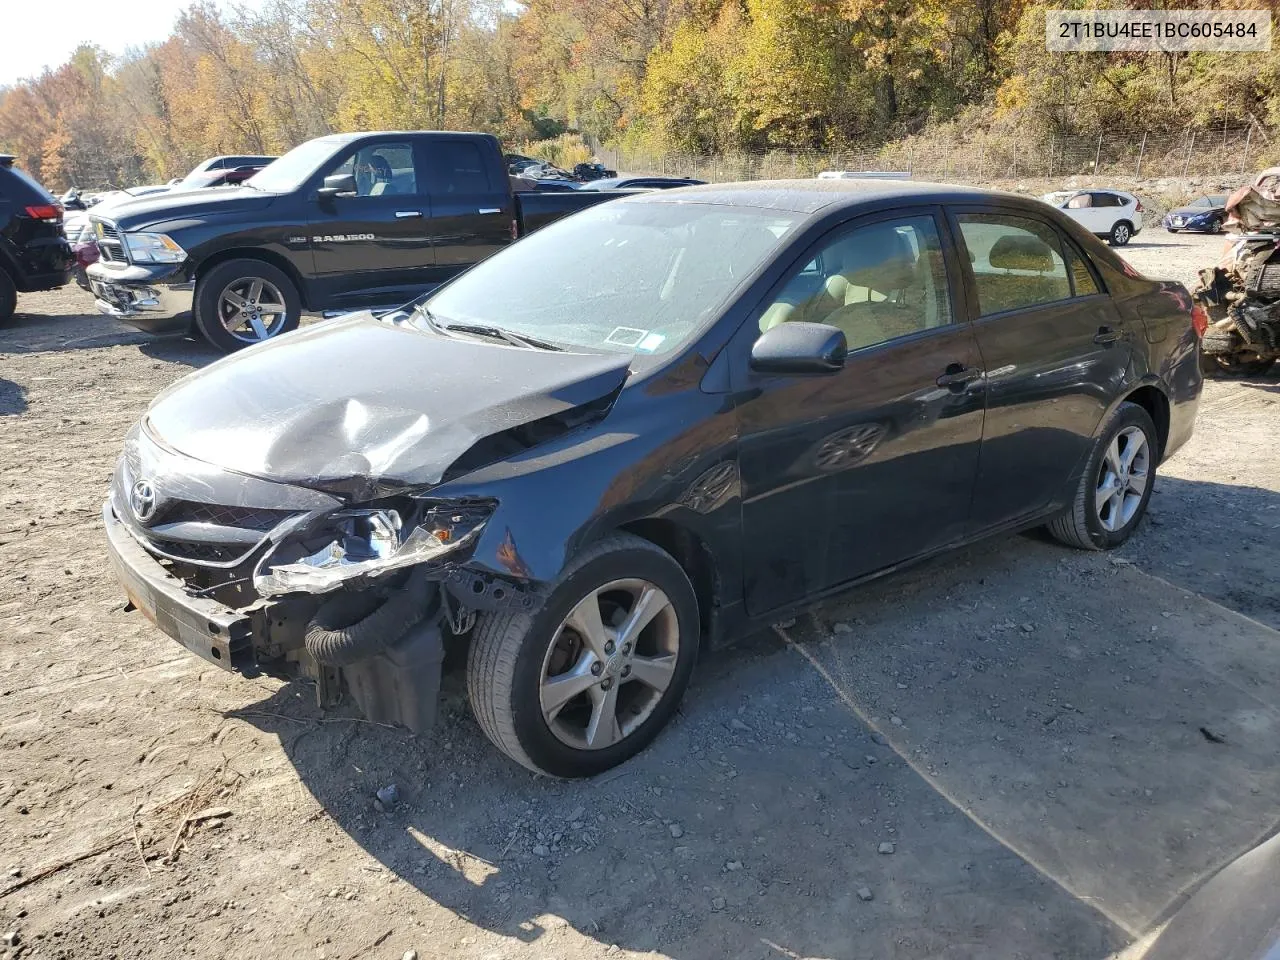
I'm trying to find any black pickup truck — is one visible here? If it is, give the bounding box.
[87,131,625,351]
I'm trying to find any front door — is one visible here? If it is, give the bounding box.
[308,139,436,309]
[733,210,986,615]
[948,208,1134,531]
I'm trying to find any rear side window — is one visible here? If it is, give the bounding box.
[956,214,1073,316]
[1063,241,1101,296]
[1092,193,1124,207]
[426,141,495,194]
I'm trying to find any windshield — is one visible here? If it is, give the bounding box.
[421,200,798,356]
[246,138,345,194]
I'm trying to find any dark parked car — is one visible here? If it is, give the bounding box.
[1164,194,1229,233]
[579,175,705,191]
[573,162,617,181]
[0,154,73,322]
[104,180,1202,777]
[86,132,627,352]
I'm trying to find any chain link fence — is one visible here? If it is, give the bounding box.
[608,124,1275,185]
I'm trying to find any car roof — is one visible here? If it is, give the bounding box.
[635,178,1011,214]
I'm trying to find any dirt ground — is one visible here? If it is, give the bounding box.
[2,228,1278,960]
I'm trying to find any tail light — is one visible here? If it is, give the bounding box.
[510,218,518,241]
[25,203,62,221]
[1191,301,1209,338]
[1134,200,1144,213]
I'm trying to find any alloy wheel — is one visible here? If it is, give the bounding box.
[1114,224,1130,244]
[1095,425,1150,532]
[539,578,680,750]
[218,277,288,343]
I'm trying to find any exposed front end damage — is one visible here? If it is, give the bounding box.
[1192,168,1280,376]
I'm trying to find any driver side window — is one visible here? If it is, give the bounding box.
[323,142,418,197]
[757,216,952,352]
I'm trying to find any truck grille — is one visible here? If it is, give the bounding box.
[94,219,129,264]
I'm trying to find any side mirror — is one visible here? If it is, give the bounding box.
[318,174,357,199]
[750,321,847,375]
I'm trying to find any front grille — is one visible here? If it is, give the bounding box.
[93,219,129,264]
[152,501,295,532]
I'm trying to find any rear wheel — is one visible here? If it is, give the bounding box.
[0,269,15,324]
[1047,402,1157,551]
[467,533,699,777]
[1109,221,1133,246]
[193,258,301,352]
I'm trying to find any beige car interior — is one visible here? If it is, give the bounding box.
[758,221,947,351]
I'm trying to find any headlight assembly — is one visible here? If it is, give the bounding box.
[124,232,187,264]
[253,500,494,597]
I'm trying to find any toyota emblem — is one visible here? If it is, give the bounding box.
[130,479,158,523]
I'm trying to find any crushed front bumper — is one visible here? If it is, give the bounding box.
[87,262,194,333]
[103,500,259,672]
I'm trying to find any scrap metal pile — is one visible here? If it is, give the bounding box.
[1192,166,1280,376]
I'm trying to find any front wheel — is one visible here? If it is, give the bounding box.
[1109,221,1133,246]
[1047,402,1157,550]
[467,533,699,777]
[193,258,301,352]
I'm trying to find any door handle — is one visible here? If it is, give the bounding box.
[1093,326,1122,345]
[395,210,423,219]
[936,364,981,389]
[478,207,501,214]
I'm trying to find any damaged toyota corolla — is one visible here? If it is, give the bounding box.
[105,181,1201,777]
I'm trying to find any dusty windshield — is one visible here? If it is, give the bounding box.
[245,137,345,193]
[421,200,797,355]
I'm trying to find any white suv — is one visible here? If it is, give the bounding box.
[1041,189,1144,246]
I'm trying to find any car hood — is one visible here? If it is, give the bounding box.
[1169,206,1218,218]
[99,187,275,231]
[143,312,631,497]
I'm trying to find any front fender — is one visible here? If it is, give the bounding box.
[435,388,741,595]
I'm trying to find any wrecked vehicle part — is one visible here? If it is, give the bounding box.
[253,498,495,596]
[143,312,631,496]
[1192,229,1280,376]
[303,567,436,667]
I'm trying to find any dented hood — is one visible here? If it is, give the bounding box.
[144,312,630,495]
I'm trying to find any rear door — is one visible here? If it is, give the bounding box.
[733,208,985,614]
[421,137,514,285]
[308,138,435,308]
[948,208,1132,532]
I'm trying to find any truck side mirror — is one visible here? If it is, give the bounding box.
[318,174,357,199]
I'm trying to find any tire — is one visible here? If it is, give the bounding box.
[1108,221,1133,246]
[467,533,699,777]
[1047,401,1157,551]
[1209,217,1224,234]
[1166,227,1179,234]
[193,258,301,353]
[0,269,16,324]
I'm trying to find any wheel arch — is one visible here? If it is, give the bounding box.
[616,517,719,648]
[195,247,310,307]
[1121,382,1170,459]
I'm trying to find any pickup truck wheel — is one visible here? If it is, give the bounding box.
[0,269,16,324]
[1047,402,1156,551]
[194,259,300,352]
[467,533,698,778]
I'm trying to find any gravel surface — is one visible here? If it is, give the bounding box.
[2,229,1277,960]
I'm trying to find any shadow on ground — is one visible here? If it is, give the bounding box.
[234,475,1280,959]
[0,378,27,415]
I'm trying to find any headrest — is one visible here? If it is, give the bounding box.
[989,234,1054,272]
[837,224,918,291]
